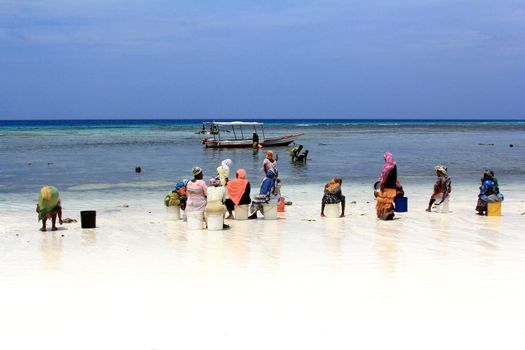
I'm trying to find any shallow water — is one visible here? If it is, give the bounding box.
[1,119,524,194]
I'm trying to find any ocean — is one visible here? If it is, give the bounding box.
[1,119,524,195]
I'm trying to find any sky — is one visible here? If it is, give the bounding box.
[1,0,524,120]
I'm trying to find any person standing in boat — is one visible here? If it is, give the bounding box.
[252,133,259,151]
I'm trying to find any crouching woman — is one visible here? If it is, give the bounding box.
[475,169,504,215]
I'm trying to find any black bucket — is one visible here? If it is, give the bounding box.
[80,210,96,228]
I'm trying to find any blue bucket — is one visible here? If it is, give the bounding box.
[394,197,408,212]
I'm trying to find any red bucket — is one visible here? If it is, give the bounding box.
[277,197,286,212]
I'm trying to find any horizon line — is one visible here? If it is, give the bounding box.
[1,116,525,122]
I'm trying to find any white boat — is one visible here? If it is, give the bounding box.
[200,121,303,148]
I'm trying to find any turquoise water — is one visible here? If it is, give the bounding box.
[1,119,524,194]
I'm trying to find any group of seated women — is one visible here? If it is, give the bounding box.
[169,151,281,224]
[164,150,505,228]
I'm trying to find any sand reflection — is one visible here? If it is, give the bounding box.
[257,220,282,269]
[323,218,345,257]
[81,229,97,247]
[40,233,63,272]
[374,222,400,277]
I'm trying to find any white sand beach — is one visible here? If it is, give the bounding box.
[1,183,525,349]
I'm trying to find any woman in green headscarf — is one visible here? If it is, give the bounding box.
[36,185,63,231]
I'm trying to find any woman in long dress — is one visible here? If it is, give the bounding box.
[185,167,208,216]
[375,152,398,220]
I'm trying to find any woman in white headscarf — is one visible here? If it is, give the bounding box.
[217,159,232,186]
[217,159,234,218]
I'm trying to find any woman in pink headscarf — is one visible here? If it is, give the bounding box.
[379,152,397,189]
[375,152,399,220]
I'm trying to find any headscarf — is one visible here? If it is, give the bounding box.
[379,152,396,186]
[209,177,221,187]
[192,167,202,176]
[325,178,342,193]
[483,169,495,181]
[227,169,248,205]
[37,185,60,221]
[221,159,232,170]
[260,169,277,195]
[435,164,447,176]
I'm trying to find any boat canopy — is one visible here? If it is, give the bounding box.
[208,121,263,126]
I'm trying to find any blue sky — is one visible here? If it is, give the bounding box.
[1,0,524,119]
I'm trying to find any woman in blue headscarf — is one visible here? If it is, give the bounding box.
[249,168,280,218]
[476,169,504,215]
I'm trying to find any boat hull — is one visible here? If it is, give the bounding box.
[203,134,303,148]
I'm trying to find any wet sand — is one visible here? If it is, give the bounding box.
[1,183,524,349]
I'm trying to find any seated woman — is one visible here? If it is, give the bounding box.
[476,169,504,215]
[225,169,252,218]
[217,159,232,186]
[206,177,227,215]
[321,178,345,217]
[164,180,188,210]
[217,159,234,218]
[375,152,399,220]
[185,167,207,218]
[426,165,452,212]
[249,168,280,219]
[205,177,230,229]
[36,185,63,232]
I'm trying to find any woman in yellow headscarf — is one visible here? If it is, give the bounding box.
[36,185,63,231]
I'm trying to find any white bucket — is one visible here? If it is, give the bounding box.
[235,205,249,220]
[166,206,181,221]
[325,203,341,218]
[187,211,204,230]
[263,204,278,220]
[207,212,224,231]
[434,197,450,213]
